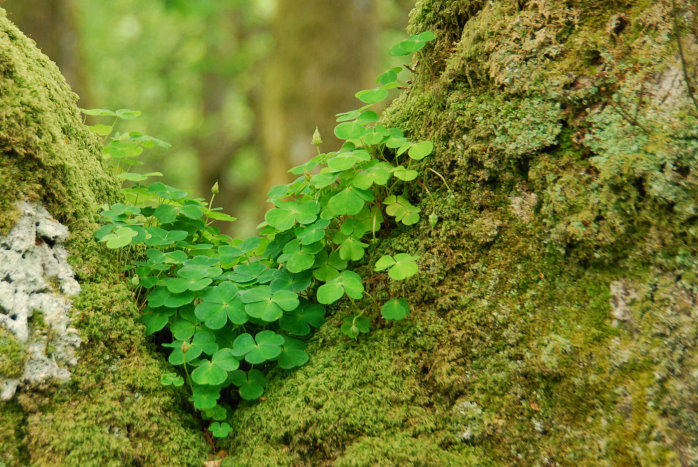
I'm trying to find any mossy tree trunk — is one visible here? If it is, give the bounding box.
[0,10,209,466]
[220,0,698,465]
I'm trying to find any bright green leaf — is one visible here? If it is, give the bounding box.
[355,88,388,104]
[209,422,233,438]
[334,122,365,140]
[408,141,434,160]
[191,360,227,386]
[381,297,410,320]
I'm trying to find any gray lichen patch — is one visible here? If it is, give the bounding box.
[0,201,81,400]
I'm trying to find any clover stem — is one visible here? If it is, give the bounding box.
[181,351,194,393]
[348,297,364,318]
[102,116,119,145]
[366,293,381,312]
[427,168,453,196]
[419,180,436,210]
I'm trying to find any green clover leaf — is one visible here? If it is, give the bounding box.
[191,360,228,386]
[153,204,177,223]
[351,161,392,189]
[270,269,312,294]
[195,281,246,328]
[160,372,184,387]
[147,287,197,309]
[277,239,322,273]
[209,422,233,438]
[230,369,268,400]
[338,237,368,261]
[170,318,196,340]
[279,301,325,336]
[278,337,309,369]
[325,187,374,217]
[374,253,419,280]
[211,348,240,372]
[179,204,204,220]
[165,340,202,365]
[376,67,402,85]
[316,270,364,304]
[101,226,138,249]
[381,297,410,320]
[296,219,330,245]
[358,110,379,122]
[334,121,366,140]
[327,150,371,172]
[265,200,319,231]
[340,315,371,338]
[191,386,220,410]
[310,172,338,189]
[231,330,285,364]
[240,285,299,322]
[145,227,188,246]
[141,307,175,335]
[384,195,420,225]
[392,165,419,181]
[355,87,389,104]
[205,404,229,421]
[148,182,188,200]
[163,276,212,294]
[408,141,434,160]
[226,263,268,283]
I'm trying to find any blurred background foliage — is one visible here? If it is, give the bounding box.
[2,0,413,236]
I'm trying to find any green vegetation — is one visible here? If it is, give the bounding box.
[0,327,26,380]
[92,32,437,438]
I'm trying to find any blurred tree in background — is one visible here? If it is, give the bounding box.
[261,0,378,192]
[3,0,90,103]
[2,0,412,235]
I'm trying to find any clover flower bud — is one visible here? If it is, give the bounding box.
[312,127,322,146]
[428,212,438,228]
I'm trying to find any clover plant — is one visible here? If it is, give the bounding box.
[88,31,435,438]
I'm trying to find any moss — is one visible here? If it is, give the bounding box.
[335,435,475,466]
[0,326,26,379]
[0,400,27,466]
[0,8,210,465]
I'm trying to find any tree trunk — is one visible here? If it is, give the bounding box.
[261,0,378,192]
[2,0,91,105]
[220,0,698,465]
[0,10,207,465]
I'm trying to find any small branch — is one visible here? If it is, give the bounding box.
[672,0,698,114]
[426,168,454,195]
[608,98,650,134]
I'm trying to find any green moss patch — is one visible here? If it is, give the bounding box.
[0,326,26,380]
